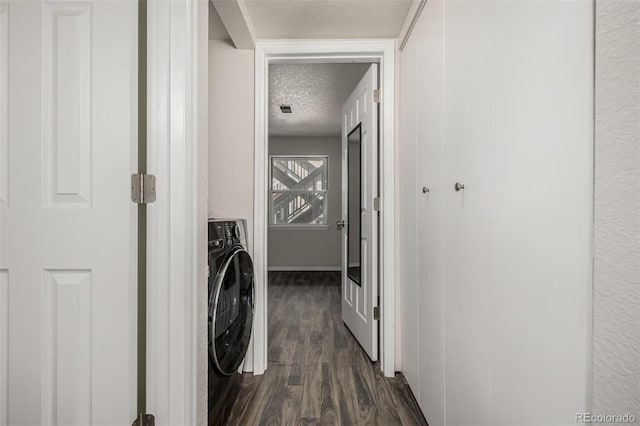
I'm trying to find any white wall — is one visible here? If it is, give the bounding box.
[593,0,640,417]
[398,1,594,425]
[208,40,255,249]
[196,2,209,423]
[268,136,342,269]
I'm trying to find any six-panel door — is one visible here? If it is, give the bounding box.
[0,1,138,424]
[340,64,379,361]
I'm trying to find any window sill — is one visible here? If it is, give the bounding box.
[269,225,331,231]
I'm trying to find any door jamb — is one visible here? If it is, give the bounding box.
[146,0,208,424]
[253,40,396,377]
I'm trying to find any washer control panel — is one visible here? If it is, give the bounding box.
[208,219,247,252]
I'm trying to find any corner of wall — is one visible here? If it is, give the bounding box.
[593,0,640,415]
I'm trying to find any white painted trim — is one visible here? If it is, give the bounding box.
[254,40,396,377]
[146,0,207,424]
[399,0,427,52]
[211,0,256,49]
[253,45,268,376]
[268,266,342,272]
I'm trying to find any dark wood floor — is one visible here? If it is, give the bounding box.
[227,271,428,426]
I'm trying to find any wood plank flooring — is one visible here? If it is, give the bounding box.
[227,271,427,426]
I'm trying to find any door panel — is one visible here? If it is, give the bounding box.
[414,1,446,424]
[41,270,93,426]
[43,2,92,208]
[398,37,419,396]
[341,64,379,361]
[1,1,137,424]
[443,2,494,425]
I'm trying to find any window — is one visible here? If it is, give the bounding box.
[270,156,328,227]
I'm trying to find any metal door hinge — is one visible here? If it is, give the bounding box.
[373,89,381,104]
[131,173,156,204]
[373,306,380,320]
[132,414,155,426]
[373,197,381,211]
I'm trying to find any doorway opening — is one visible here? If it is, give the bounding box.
[252,41,396,378]
[265,61,374,368]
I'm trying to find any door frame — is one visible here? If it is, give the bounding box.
[253,40,396,377]
[146,0,208,424]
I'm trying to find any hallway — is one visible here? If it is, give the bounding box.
[228,271,427,425]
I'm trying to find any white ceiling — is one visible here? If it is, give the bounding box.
[244,0,413,39]
[269,63,370,137]
[209,0,416,42]
[209,1,418,135]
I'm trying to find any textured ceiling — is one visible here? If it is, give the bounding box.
[245,0,413,39]
[269,63,370,137]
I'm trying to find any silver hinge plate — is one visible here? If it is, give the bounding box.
[132,414,155,426]
[373,89,381,104]
[373,197,381,211]
[373,306,380,320]
[131,173,156,204]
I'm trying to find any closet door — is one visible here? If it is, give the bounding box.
[440,2,593,424]
[398,27,420,398]
[481,3,593,423]
[414,1,445,425]
[443,2,494,424]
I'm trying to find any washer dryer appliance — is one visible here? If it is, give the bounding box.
[208,219,254,425]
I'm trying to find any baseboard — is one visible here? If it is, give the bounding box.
[267,266,341,272]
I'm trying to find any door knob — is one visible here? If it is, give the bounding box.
[455,182,465,191]
[422,186,430,193]
[336,220,345,230]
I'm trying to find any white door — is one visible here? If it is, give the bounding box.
[443,3,493,424]
[341,64,379,361]
[0,1,138,425]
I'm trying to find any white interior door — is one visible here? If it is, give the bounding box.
[0,1,138,424]
[341,64,379,361]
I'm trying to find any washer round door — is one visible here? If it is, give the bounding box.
[209,248,254,376]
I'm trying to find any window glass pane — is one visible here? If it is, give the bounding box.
[271,158,327,191]
[270,156,328,226]
[271,191,326,225]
